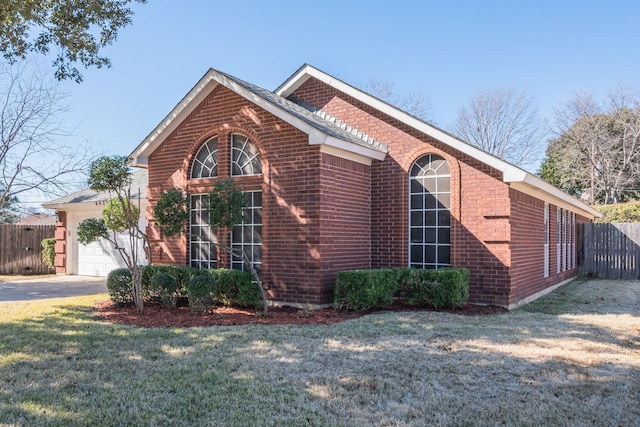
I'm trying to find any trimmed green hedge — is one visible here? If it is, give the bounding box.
[398,268,469,309]
[187,274,217,314]
[109,265,260,310]
[335,267,469,310]
[211,268,261,308]
[106,268,134,306]
[151,272,179,309]
[334,269,400,310]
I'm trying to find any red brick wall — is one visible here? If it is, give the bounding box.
[509,190,587,306]
[148,85,372,305]
[54,211,67,273]
[147,75,590,307]
[318,153,371,298]
[291,78,515,306]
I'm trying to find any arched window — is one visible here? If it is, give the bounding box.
[189,133,262,272]
[409,154,451,269]
[231,134,261,176]
[191,136,218,179]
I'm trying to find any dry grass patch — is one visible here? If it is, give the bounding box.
[0,280,638,426]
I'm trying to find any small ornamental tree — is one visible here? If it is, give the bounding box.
[76,156,150,313]
[154,179,269,314]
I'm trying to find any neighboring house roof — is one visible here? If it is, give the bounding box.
[275,64,601,219]
[42,170,148,210]
[130,69,388,169]
[16,213,56,226]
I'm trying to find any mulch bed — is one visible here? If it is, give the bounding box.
[93,299,507,328]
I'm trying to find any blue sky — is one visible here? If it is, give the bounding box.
[29,0,640,205]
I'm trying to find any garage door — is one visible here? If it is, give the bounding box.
[73,214,147,277]
[77,238,126,276]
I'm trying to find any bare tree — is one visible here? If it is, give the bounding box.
[543,87,640,204]
[0,61,88,210]
[454,88,544,170]
[357,79,434,122]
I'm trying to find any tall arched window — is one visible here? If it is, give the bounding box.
[409,154,451,269]
[188,133,262,273]
[191,136,218,179]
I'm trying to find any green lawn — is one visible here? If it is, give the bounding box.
[0,279,638,426]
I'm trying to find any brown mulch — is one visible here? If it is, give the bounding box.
[93,299,507,328]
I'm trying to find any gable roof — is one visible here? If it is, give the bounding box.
[275,64,601,219]
[129,69,388,168]
[42,170,148,210]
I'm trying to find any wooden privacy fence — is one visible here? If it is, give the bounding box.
[0,224,56,275]
[579,223,640,279]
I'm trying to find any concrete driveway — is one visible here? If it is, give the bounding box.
[0,275,107,302]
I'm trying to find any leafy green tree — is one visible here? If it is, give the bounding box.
[541,89,640,204]
[77,155,149,313]
[0,0,146,82]
[154,180,269,314]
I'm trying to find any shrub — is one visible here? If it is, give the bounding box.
[334,269,399,310]
[398,268,469,308]
[150,272,179,309]
[430,268,469,308]
[187,274,217,314]
[142,265,193,297]
[106,268,133,306]
[41,237,56,271]
[594,201,640,223]
[211,269,260,308]
[397,268,435,305]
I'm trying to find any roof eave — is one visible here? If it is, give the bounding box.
[276,64,599,219]
[506,172,601,219]
[130,67,385,167]
[130,69,220,167]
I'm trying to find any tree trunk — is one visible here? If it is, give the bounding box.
[131,265,144,314]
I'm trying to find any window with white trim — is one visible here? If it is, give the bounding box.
[571,212,576,269]
[190,194,217,269]
[231,191,262,274]
[188,134,262,271]
[409,154,451,269]
[191,136,218,179]
[544,203,549,278]
[557,208,562,274]
[563,209,568,272]
[231,134,262,176]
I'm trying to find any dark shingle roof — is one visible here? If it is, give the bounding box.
[43,170,148,207]
[217,70,388,154]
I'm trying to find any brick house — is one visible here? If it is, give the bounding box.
[128,64,599,309]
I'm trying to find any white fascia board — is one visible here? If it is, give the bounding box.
[308,131,385,163]
[275,65,515,174]
[509,175,601,219]
[277,65,601,219]
[43,200,148,214]
[131,68,383,167]
[274,64,312,96]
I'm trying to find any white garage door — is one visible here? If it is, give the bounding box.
[77,238,127,276]
[73,214,147,277]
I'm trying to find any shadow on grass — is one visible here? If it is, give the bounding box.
[0,287,638,426]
